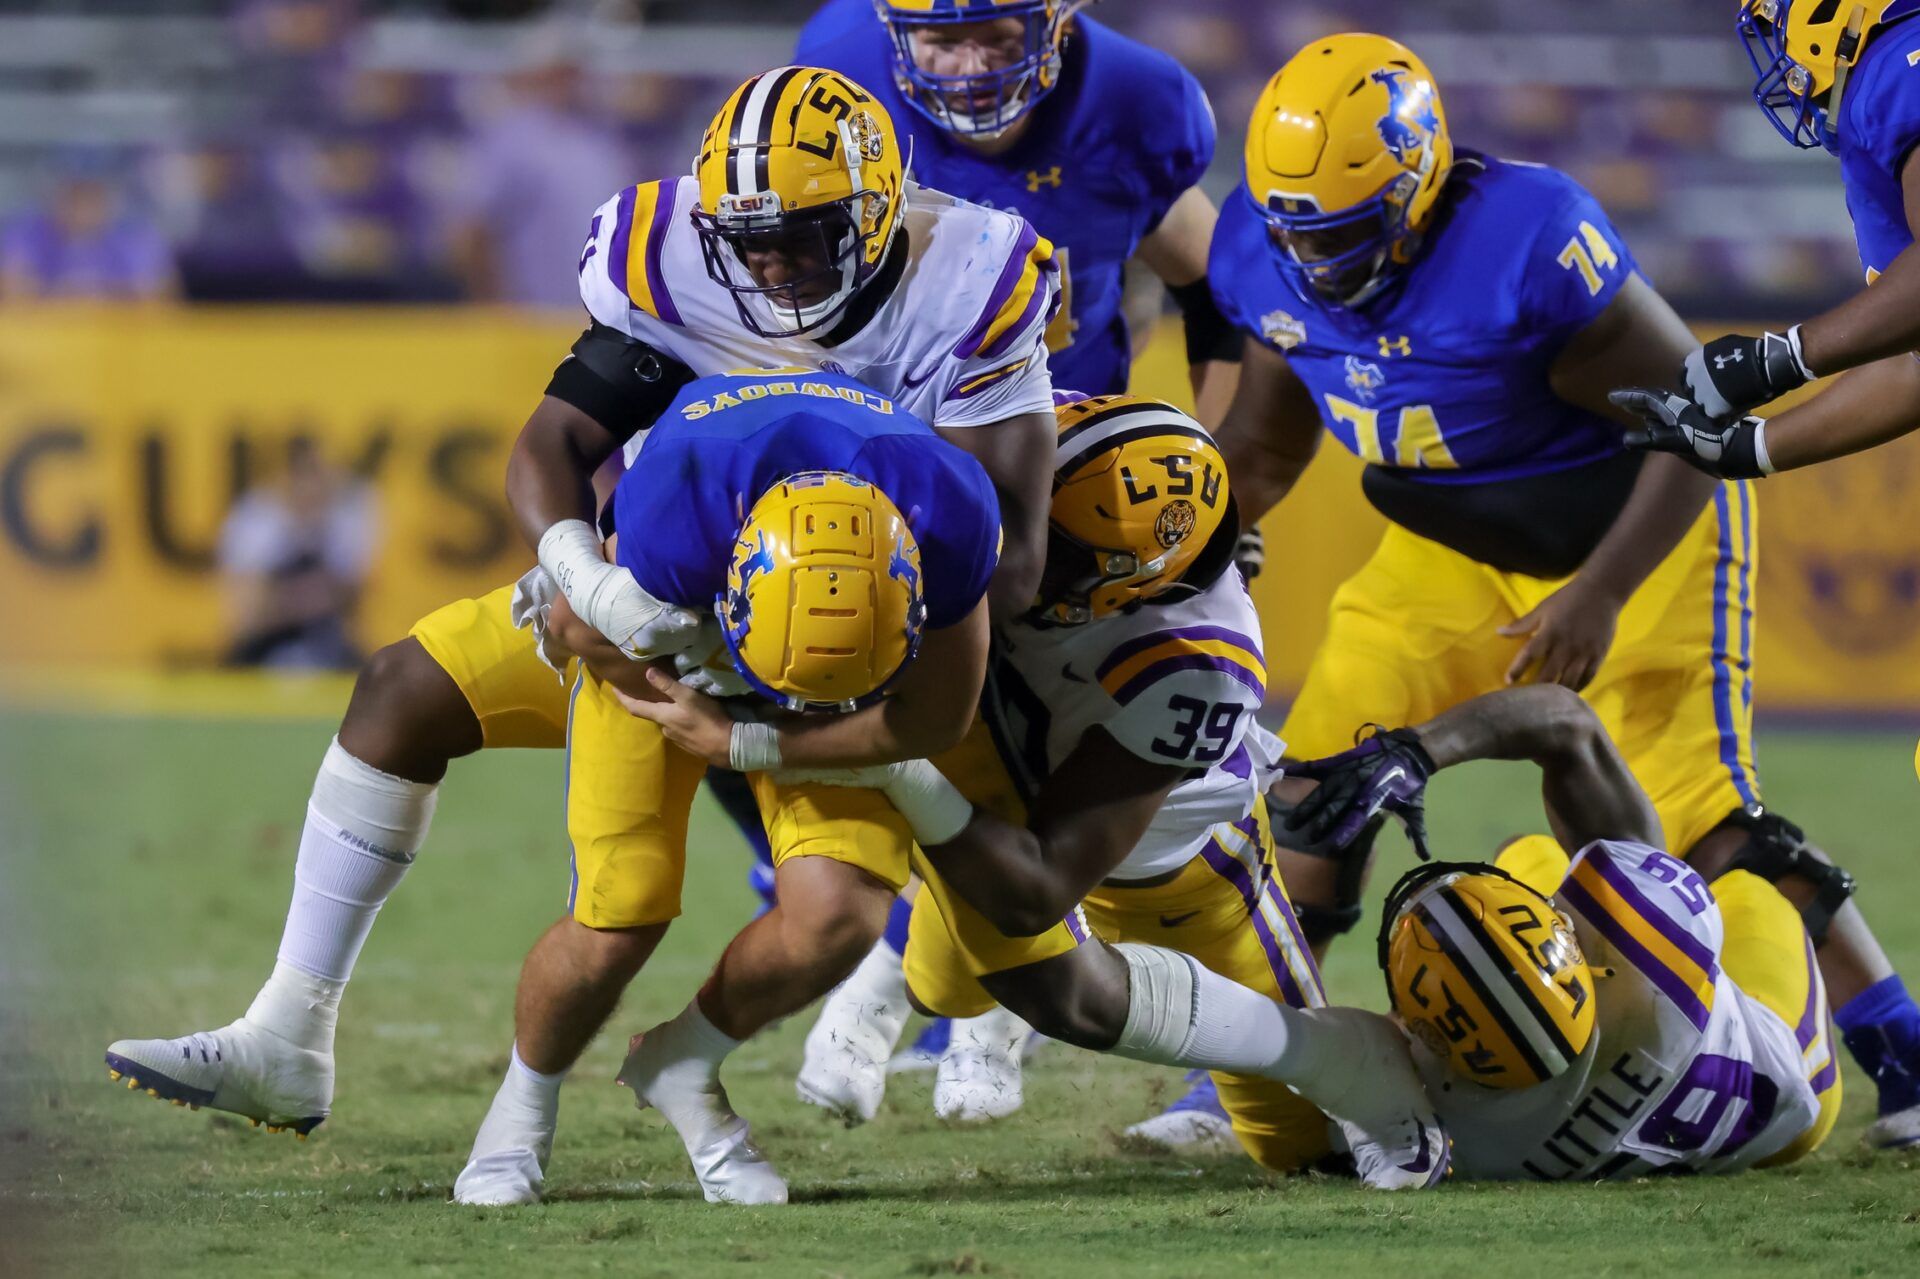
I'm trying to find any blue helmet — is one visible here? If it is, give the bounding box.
[873,0,1079,140]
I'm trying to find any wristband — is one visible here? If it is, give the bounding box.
[1752,418,1776,476]
[1784,325,1817,381]
[882,759,975,846]
[729,721,784,773]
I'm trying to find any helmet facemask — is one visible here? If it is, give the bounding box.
[878,1,1078,140]
[1259,174,1422,314]
[1739,0,1872,154]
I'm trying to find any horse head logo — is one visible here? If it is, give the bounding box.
[1371,67,1440,167]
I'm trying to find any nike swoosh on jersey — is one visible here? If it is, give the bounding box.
[1060,661,1088,683]
[1158,910,1202,928]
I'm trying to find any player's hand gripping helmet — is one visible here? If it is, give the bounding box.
[719,470,927,712]
[694,67,905,337]
[1378,862,1596,1091]
[1739,0,1915,152]
[875,1,1084,139]
[1244,33,1453,312]
[1033,395,1235,626]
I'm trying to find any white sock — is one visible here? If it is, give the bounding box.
[468,1043,567,1162]
[948,1005,1030,1058]
[276,738,437,985]
[642,999,744,1148]
[835,940,912,1042]
[244,961,344,1054]
[1109,942,1305,1076]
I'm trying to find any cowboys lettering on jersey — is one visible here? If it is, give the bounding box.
[798,1,1215,394]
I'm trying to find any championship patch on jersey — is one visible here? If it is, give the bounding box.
[1260,308,1307,350]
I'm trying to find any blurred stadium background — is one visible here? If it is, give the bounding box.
[3,0,1919,715]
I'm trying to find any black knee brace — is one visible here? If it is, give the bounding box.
[1713,807,1857,946]
[1264,791,1384,945]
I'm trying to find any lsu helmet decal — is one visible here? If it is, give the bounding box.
[1379,862,1596,1090]
[1739,0,1919,151]
[694,66,906,337]
[876,0,1084,139]
[1243,33,1453,311]
[1034,395,1234,625]
[720,470,927,711]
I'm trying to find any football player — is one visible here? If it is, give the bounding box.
[1198,31,1920,1152]
[791,0,1240,1122]
[625,395,1449,1188]
[1287,683,1840,1179]
[102,68,1061,1143]
[449,367,1001,1206]
[1613,2,1920,480]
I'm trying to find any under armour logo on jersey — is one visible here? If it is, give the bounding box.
[1378,335,1413,358]
[1715,350,1745,369]
[1025,166,1063,192]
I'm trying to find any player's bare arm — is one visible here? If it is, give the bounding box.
[1795,152,1920,372]
[1136,187,1240,423]
[912,728,1185,936]
[505,397,623,553]
[622,597,990,769]
[937,412,1055,620]
[1500,276,1717,690]
[1211,337,1323,525]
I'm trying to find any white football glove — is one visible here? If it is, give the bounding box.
[673,619,753,697]
[507,565,569,676]
[536,519,705,660]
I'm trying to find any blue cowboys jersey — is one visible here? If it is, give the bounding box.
[798,6,1215,395]
[611,370,1001,628]
[1837,14,1920,281]
[1211,152,1639,485]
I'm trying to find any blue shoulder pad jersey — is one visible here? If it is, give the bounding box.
[1210,153,1638,485]
[1838,14,1920,281]
[612,370,1001,628]
[798,5,1214,395]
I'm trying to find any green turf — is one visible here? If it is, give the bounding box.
[4,712,1920,1277]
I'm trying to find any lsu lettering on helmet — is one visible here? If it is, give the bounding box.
[1378,862,1596,1090]
[719,470,927,711]
[1244,33,1453,311]
[694,67,905,337]
[876,1,1081,139]
[1034,395,1234,626]
[1739,1,1914,152]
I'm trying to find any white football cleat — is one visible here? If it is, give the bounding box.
[1866,1104,1920,1150]
[1298,1008,1449,1190]
[1123,1073,1242,1157]
[933,1008,1029,1124]
[453,1147,546,1207]
[619,1031,788,1206]
[795,946,911,1125]
[105,1019,331,1137]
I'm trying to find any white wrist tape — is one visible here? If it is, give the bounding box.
[1784,324,1817,381]
[537,519,620,627]
[1752,418,1776,476]
[1111,943,1199,1066]
[881,758,975,846]
[729,721,784,773]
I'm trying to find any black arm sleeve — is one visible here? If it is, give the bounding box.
[1167,278,1242,365]
[543,322,697,443]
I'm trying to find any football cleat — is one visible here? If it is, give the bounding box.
[888,1017,952,1075]
[619,1031,788,1206]
[933,1008,1030,1124]
[1866,1103,1920,1151]
[104,1019,330,1136]
[796,944,913,1123]
[1302,1007,1451,1190]
[453,1148,547,1207]
[1122,1072,1242,1158]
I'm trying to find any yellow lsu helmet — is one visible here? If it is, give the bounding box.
[1378,862,1596,1090]
[1740,1,1912,152]
[1244,33,1453,310]
[1033,395,1234,626]
[693,66,905,337]
[719,470,927,711]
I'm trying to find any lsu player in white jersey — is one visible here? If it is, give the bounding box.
[102,67,1062,1145]
[709,397,1448,1186]
[1286,683,1841,1178]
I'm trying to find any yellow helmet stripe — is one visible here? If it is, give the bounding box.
[1562,854,1717,1031]
[1419,888,1573,1079]
[1096,637,1267,700]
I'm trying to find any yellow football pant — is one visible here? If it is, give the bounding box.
[1494,840,1839,1167]
[1284,483,1759,857]
[907,794,1334,1172]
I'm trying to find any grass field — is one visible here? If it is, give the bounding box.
[5,707,1920,1278]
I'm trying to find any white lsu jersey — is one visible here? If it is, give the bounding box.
[576,176,1060,465]
[980,565,1281,881]
[1416,841,1832,1180]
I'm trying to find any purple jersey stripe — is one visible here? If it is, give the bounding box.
[1582,847,1721,976]
[644,180,682,325]
[1560,876,1712,1032]
[956,221,1039,359]
[1265,877,1326,1005]
[1063,907,1090,944]
[606,184,638,304]
[1794,932,1822,1051]
[1095,624,1265,682]
[1197,840,1307,1008]
[1221,743,1251,779]
[977,275,1048,360]
[1114,654,1265,707]
[1811,1055,1839,1095]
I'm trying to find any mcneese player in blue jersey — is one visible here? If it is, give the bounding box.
[450,368,1004,1205]
[1616,2,1920,482]
[790,0,1243,1121]
[1193,30,1920,1155]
